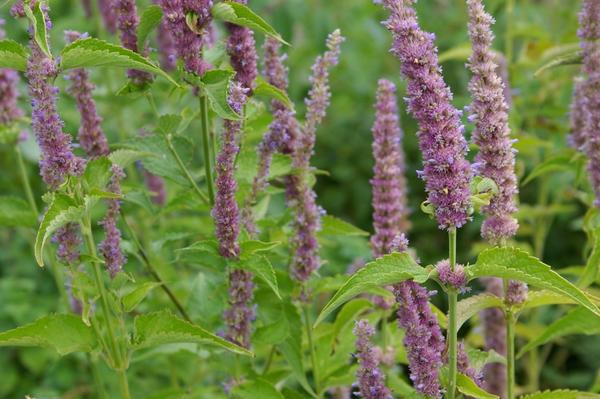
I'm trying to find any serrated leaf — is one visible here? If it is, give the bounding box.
[108,149,153,168]
[0,40,29,71]
[23,2,51,58]
[83,156,113,190]
[468,248,600,317]
[122,282,161,312]
[34,194,83,267]
[238,256,281,299]
[231,378,284,399]
[521,390,600,399]
[132,310,252,356]
[200,70,241,120]
[457,293,504,330]
[534,50,583,76]
[580,226,600,288]
[0,314,95,355]
[254,78,294,109]
[137,5,163,52]
[456,373,498,399]
[59,38,177,86]
[0,196,37,227]
[517,307,600,357]
[319,215,369,237]
[211,2,287,45]
[155,114,182,135]
[522,153,575,185]
[331,298,371,344]
[521,290,581,309]
[315,253,430,326]
[240,240,281,257]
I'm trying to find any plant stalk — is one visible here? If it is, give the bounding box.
[15,146,38,215]
[506,308,516,399]
[165,133,210,205]
[199,94,215,205]
[304,305,321,397]
[447,227,458,399]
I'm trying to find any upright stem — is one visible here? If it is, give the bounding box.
[447,227,458,399]
[15,146,38,215]
[165,133,210,205]
[199,94,215,205]
[506,308,516,399]
[118,369,131,399]
[304,305,321,397]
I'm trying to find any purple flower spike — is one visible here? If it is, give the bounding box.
[226,0,258,91]
[213,82,248,259]
[143,169,167,206]
[505,280,528,306]
[156,15,177,71]
[52,223,82,264]
[21,4,86,189]
[65,31,110,158]
[98,0,117,33]
[370,79,410,257]
[0,19,24,125]
[224,269,255,348]
[353,320,393,399]
[436,259,467,291]
[115,0,154,85]
[380,0,472,230]
[466,0,518,244]
[81,0,93,18]
[159,0,212,76]
[99,165,127,278]
[480,277,507,398]
[457,341,484,389]
[569,77,587,151]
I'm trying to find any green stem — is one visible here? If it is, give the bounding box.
[120,212,191,322]
[117,369,131,399]
[15,146,38,215]
[199,95,215,205]
[447,227,458,399]
[506,308,516,399]
[89,355,108,399]
[165,133,210,205]
[262,346,276,376]
[304,305,321,397]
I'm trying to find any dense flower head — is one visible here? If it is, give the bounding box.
[579,0,600,207]
[98,0,117,33]
[213,82,248,258]
[505,280,528,306]
[380,0,472,230]
[569,77,587,151]
[457,341,484,387]
[65,31,110,158]
[480,277,507,398]
[224,269,255,348]
[156,17,177,71]
[22,5,86,189]
[466,0,519,244]
[0,19,24,126]
[159,0,213,76]
[393,279,445,398]
[115,0,154,85]
[436,259,467,291]
[353,319,393,399]
[370,79,410,257]
[226,0,258,91]
[52,223,81,264]
[99,165,127,278]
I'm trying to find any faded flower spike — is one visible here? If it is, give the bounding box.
[353,319,393,399]
[225,0,258,91]
[371,79,410,257]
[380,0,472,230]
[99,165,127,278]
[65,31,110,158]
[0,19,24,126]
[158,0,213,76]
[466,0,519,244]
[19,3,85,189]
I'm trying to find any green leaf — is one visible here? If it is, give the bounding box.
[521,390,600,399]
[0,196,37,227]
[331,298,371,344]
[211,2,288,45]
[122,282,161,312]
[522,153,575,185]
[83,157,113,190]
[517,307,600,357]
[0,40,29,71]
[456,373,499,399]
[200,70,242,120]
[534,50,583,76]
[438,43,471,63]
[456,293,504,330]
[0,314,95,355]
[108,149,153,168]
[59,38,178,86]
[521,290,582,309]
[155,114,182,135]
[315,253,430,326]
[239,256,281,299]
[231,379,284,399]
[34,194,84,267]
[137,5,163,52]
[132,310,252,356]
[254,78,294,109]
[580,227,600,288]
[240,240,281,257]
[319,215,369,237]
[23,2,52,58]
[468,248,600,317]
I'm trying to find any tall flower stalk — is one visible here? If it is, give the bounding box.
[225,0,258,91]
[115,0,153,85]
[379,1,472,397]
[353,320,393,399]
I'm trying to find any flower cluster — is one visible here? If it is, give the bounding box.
[480,277,507,398]
[353,319,393,399]
[52,223,81,264]
[466,0,518,244]
[115,0,154,85]
[224,269,255,349]
[158,0,213,76]
[225,0,258,91]
[436,259,467,291]
[380,0,472,230]
[98,0,117,33]
[0,19,24,126]
[99,165,127,278]
[569,77,587,151]
[65,31,110,158]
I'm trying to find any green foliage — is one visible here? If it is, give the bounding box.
[22,1,51,58]
[456,293,504,330]
[231,379,284,399]
[211,1,288,44]
[122,282,161,312]
[137,5,163,53]
[0,196,37,227]
[0,40,29,71]
[456,373,499,399]
[521,390,600,399]
[199,69,242,120]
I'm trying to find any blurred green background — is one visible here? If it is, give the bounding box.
[1,0,597,397]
